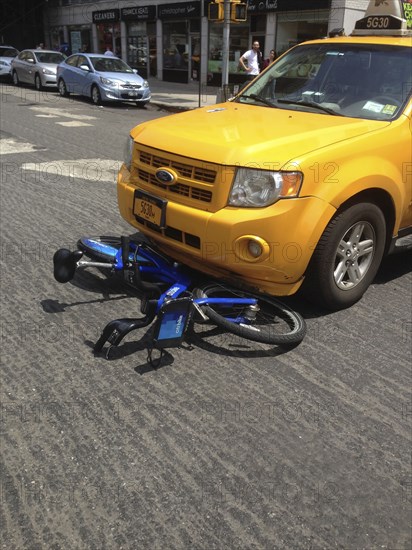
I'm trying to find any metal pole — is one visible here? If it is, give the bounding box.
[198,11,202,108]
[221,0,230,87]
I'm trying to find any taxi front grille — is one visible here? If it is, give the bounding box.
[138,168,212,203]
[139,151,216,184]
[136,218,201,250]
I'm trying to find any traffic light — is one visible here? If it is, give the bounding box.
[231,2,247,22]
[208,2,224,21]
[208,2,248,22]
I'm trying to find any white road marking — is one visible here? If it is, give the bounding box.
[35,114,59,118]
[30,106,97,120]
[0,138,44,155]
[56,121,93,127]
[21,158,122,183]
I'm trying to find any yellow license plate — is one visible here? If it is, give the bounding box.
[133,191,166,227]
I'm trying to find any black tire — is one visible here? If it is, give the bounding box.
[12,70,19,86]
[58,78,69,97]
[91,85,102,105]
[34,74,43,91]
[193,284,306,346]
[304,202,386,310]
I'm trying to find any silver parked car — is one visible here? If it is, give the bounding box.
[56,53,151,107]
[0,46,19,79]
[11,49,66,90]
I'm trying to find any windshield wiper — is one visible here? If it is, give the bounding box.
[277,99,343,116]
[240,94,277,108]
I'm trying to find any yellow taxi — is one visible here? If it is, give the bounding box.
[117,0,412,310]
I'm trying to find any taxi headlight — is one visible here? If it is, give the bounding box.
[228,168,303,207]
[123,135,134,171]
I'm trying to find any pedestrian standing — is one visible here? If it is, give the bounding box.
[262,49,276,70]
[238,41,262,82]
[104,46,116,57]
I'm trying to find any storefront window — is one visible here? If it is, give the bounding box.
[69,27,91,53]
[276,11,328,55]
[50,27,65,51]
[163,20,188,71]
[127,21,156,78]
[96,22,121,56]
[127,21,147,66]
[208,21,249,85]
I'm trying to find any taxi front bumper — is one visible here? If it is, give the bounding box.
[117,164,336,296]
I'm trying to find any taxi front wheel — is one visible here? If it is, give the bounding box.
[304,203,386,311]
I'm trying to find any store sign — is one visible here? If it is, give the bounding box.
[121,5,156,21]
[158,1,201,19]
[92,9,120,23]
[247,0,329,13]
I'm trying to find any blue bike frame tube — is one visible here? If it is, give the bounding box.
[83,239,119,260]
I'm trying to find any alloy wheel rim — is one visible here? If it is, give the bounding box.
[333,221,375,290]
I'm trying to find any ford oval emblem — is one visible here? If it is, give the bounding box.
[155,168,176,185]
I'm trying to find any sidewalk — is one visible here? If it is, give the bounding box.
[148,77,220,111]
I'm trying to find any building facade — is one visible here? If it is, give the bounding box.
[44,0,369,84]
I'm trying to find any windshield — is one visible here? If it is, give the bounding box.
[34,52,66,64]
[237,43,412,121]
[0,47,18,57]
[90,57,134,73]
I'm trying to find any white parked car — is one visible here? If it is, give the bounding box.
[11,49,66,90]
[0,46,19,79]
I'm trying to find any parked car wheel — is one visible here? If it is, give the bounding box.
[58,78,69,97]
[91,85,102,105]
[304,202,386,310]
[34,74,43,91]
[12,70,19,86]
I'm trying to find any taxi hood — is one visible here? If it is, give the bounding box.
[131,102,389,168]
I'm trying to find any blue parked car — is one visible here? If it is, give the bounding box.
[56,53,151,107]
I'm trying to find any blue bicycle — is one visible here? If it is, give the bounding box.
[53,234,306,366]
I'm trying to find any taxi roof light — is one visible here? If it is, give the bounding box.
[352,0,412,37]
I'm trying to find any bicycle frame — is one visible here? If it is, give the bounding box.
[53,236,260,361]
[80,237,258,317]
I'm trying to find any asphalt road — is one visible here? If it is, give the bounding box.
[1,83,411,549]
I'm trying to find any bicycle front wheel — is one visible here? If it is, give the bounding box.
[193,284,306,346]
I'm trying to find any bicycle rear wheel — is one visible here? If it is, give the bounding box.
[193,284,306,346]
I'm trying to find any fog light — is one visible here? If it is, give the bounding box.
[248,239,263,258]
[233,235,270,263]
